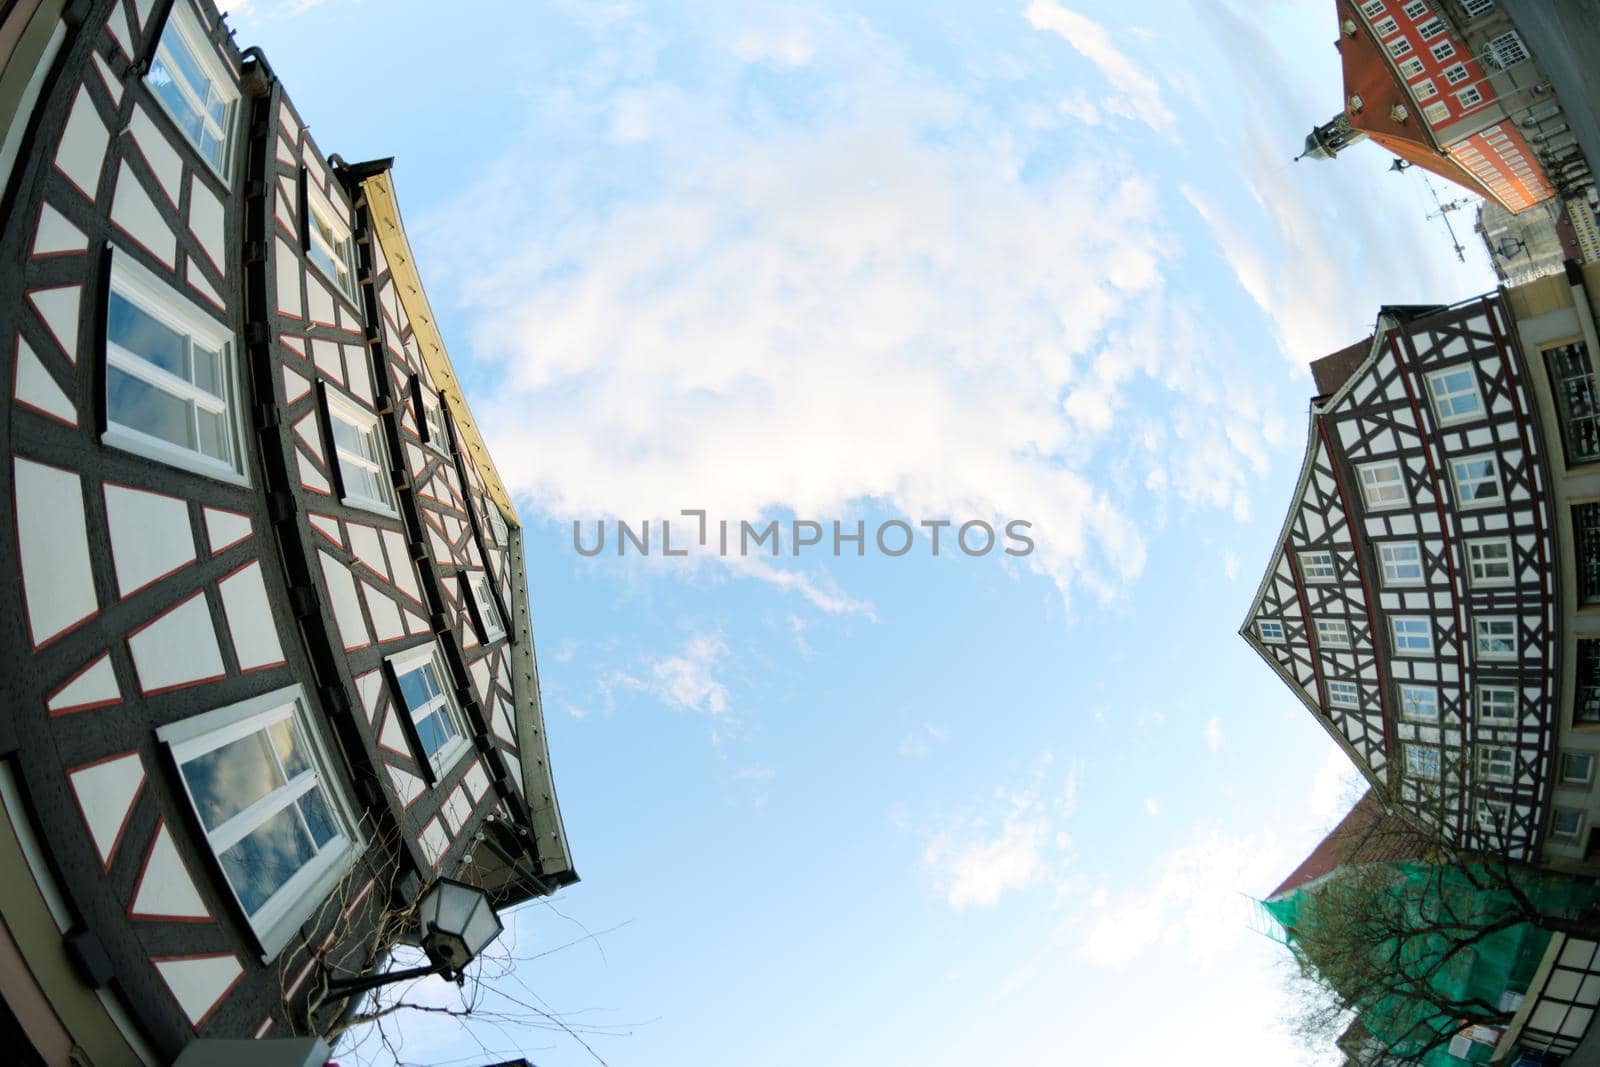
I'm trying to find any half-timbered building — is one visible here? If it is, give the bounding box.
[0,0,575,1061]
[1243,262,1600,877]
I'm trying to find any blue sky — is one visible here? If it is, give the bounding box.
[225,1,1497,1063]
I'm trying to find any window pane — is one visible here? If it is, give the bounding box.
[109,292,189,380]
[108,365,196,449]
[397,663,439,711]
[415,709,449,757]
[193,343,224,397]
[219,804,313,915]
[297,788,340,848]
[269,719,311,779]
[331,417,363,453]
[181,732,283,830]
[147,57,205,144]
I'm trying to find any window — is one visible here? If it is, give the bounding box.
[422,395,450,456]
[105,256,245,483]
[1398,56,1426,79]
[1450,455,1501,508]
[1485,30,1529,69]
[1406,745,1441,779]
[146,1,237,179]
[1458,0,1494,14]
[1545,343,1600,464]
[305,182,358,304]
[1456,85,1484,108]
[1429,38,1455,61]
[1361,0,1386,15]
[1412,78,1438,100]
[1443,62,1470,85]
[468,572,505,643]
[1374,15,1399,35]
[1317,619,1350,649]
[324,389,395,515]
[1328,681,1360,708]
[1426,367,1482,423]
[1477,745,1515,783]
[1379,542,1424,586]
[160,687,358,957]
[1359,460,1407,510]
[389,644,469,777]
[1300,551,1336,582]
[1399,684,1438,721]
[1466,538,1512,587]
[1402,0,1427,17]
[1256,620,1285,643]
[1424,101,1451,125]
[1416,16,1445,38]
[1477,686,1517,725]
[1580,640,1600,726]
[1561,752,1595,784]
[1392,616,1432,655]
[1552,808,1584,839]
[487,507,509,548]
[1476,798,1510,834]
[1387,37,1414,59]
[1473,616,1517,659]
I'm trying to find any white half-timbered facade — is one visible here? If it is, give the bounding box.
[0,0,576,1061]
[1244,295,1570,863]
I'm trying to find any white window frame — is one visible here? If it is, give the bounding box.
[1256,620,1285,644]
[1416,16,1445,38]
[158,685,361,960]
[1316,618,1351,649]
[1424,100,1451,125]
[487,506,509,548]
[104,253,247,485]
[1360,0,1386,16]
[1456,84,1484,108]
[324,388,396,516]
[1379,541,1424,587]
[1443,62,1470,85]
[1399,684,1439,721]
[1561,752,1595,785]
[1398,56,1426,79]
[1425,366,1483,425]
[1401,0,1427,18]
[1466,537,1513,587]
[422,393,450,457]
[1406,745,1442,780]
[1391,616,1432,656]
[1430,38,1456,62]
[1476,798,1510,834]
[1450,454,1502,509]
[1387,36,1414,59]
[145,0,238,183]
[388,642,471,779]
[1300,550,1336,583]
[1358,460,1408,510]
[1473,616,1517,660]
[469,571,505,643]
[1485,31,1528,69]
[305,180,359,305]
[1328,680,1360,709]
[1413,77,1438,100]
[1477,745,1515,784]
[1477,685,1517,725]
[1374,15,1399,36]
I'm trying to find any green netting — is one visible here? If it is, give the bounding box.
[1261,861,1600,1065]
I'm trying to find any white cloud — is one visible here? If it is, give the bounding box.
[1080,825,1286,967]
[609,633,731,716]
[421,7,1278,613]
[921,757,1076,911]
[1204,714,1225,752]
[1025,1,1175,136]
[1222,549,1239,580]
[1144,796,1160,816]
[729,13,818,68]
[1308,741,1363,825]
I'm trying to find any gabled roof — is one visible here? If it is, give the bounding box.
[1269,789,1428,900]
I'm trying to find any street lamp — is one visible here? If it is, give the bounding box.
[325,879,503,998]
